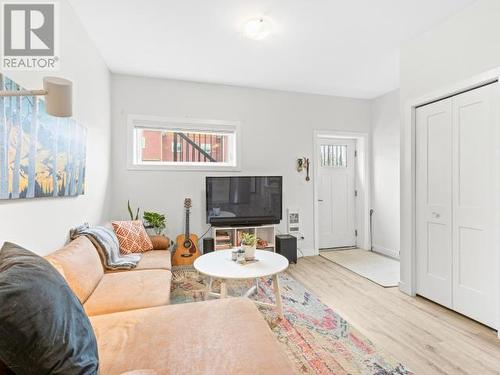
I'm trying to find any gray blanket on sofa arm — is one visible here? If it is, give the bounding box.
[70,223,141,270]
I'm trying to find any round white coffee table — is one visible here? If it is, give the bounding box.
[194,249,289,318]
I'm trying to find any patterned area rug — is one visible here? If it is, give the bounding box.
[171,268,412,375]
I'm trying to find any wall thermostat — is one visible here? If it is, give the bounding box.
[287,208,302,239]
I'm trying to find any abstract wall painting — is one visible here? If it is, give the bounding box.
[0,74,87,200]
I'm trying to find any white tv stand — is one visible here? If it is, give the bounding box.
[212,224,276,252]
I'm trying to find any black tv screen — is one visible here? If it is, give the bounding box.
[206,176,283,226]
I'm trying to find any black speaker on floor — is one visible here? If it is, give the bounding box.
[275,235,297,264]
[203,237,214,254]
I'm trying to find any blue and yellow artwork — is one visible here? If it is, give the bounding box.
[0,74,86,199]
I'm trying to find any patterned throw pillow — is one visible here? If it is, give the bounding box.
[112,220,153,254]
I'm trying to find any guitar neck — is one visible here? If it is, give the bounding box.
[185,209,190,238]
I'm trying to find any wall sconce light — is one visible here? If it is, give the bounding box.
[297,157,310,181]
[0,76,73,117]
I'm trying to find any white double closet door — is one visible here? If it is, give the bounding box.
[416,82,499,328]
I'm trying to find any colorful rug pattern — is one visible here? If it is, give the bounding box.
[171,268,412,375]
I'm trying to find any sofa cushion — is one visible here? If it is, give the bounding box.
[45,257,67,278]
[0,242,99,375]
[112,220,153,254]
[45,237,104,304]
[84,269,171,316]
[136,250,172,271]
[106,250,171,273]
[90,298,294,375]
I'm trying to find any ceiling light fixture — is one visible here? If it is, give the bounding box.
[244,17,273,41]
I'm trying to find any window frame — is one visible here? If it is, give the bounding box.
[127,115,242,171]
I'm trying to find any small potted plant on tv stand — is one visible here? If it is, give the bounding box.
[143,211,170,250]
[241,232,257,260]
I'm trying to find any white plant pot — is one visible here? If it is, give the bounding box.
[242,244,256,260]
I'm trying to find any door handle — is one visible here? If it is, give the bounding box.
[318,199,324,202]
[431,212,441,219]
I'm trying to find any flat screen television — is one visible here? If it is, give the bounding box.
[206,176,282,226]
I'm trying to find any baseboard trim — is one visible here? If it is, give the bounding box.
[372,244,399,259]
[297,248,315,258]
[398,281,416,296]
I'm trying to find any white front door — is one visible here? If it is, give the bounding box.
[318,138,356,249]
[416,82,498,327]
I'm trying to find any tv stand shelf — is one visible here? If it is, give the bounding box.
[212,225,276,252]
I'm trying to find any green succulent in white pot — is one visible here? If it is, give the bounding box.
[241,232,257,260]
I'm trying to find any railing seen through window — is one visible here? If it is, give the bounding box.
[137,128,235,165]
[320,144,348,167]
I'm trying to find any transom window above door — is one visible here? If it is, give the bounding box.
[320,144,348,168]
[127,115,241,171]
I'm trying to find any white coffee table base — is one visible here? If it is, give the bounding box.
[194,250,289,320]
[206,275,284,319]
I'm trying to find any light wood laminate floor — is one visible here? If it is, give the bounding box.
[287,256,500,375]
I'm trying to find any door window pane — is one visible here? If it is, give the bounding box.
[320,145,348,167]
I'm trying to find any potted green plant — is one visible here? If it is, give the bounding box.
[241,232,257,260]
[143,211,170,250]
[127,200,140,220]
[143,211,166,235]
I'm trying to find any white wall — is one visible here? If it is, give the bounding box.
[110,74,371,256]
[370,89,400,259]
[400,0,500,293]
[0,1,111,255]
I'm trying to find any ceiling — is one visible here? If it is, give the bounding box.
[69,0,476,99]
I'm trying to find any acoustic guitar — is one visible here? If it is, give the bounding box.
[172,198,201,266]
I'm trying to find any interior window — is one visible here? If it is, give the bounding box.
[133,127,237,167]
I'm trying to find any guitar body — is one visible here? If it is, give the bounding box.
[172,233,200,266]
[172,198,201,267]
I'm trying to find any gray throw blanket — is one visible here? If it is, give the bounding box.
[70,223,141,270]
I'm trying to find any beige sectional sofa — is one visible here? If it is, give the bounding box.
[45,237,294,375]
[46,237,172,316]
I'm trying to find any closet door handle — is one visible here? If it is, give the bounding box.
[431,212,441,219]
